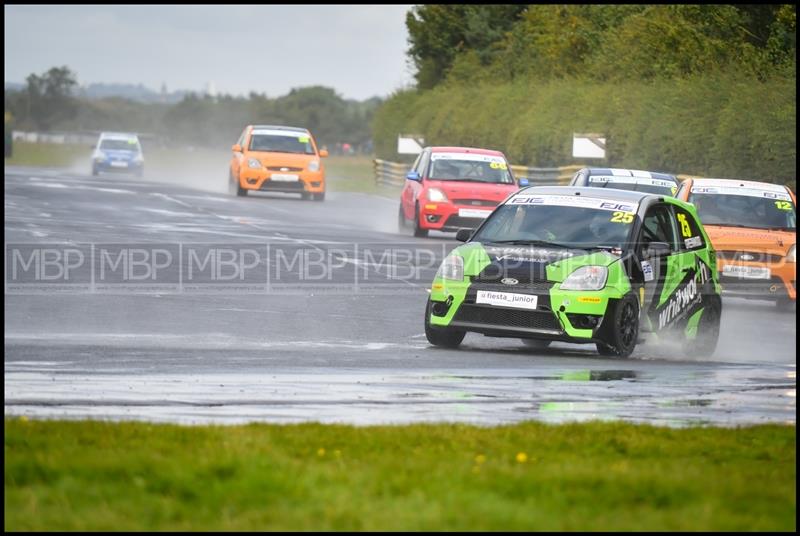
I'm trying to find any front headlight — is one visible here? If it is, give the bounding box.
[787,244,796,263]
[436,255,464,281]
[94,153,105,162]
[308,160,320,172]
[247,158,262,169]
[133,154,144,163]
[427,188,448,203]
[560,265,608,291]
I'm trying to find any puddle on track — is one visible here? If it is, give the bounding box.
[5,364,795,427]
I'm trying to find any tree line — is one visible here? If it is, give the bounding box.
[374,4,796,185]
[4,67,382,152]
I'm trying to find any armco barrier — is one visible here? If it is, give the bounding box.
[509,164,583,186]
[374,159,583,187]
[374,159,410,187]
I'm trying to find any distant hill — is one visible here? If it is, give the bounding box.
[78,83,193,103]
[4,81,193,103]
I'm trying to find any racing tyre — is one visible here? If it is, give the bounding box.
[236,176,247,197]
[682,294,721,357]
[398,204,408,230]
[312,192,325,202]
[775,296,795,312]
[520,339,552,350]
[413,203,428,238]
[425,299,465,348]
[596,293,639,358]
[92,165,99,177]
[301,192,311,200]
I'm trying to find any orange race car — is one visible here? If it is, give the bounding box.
[229,124,328,201]
[676,178,796,309]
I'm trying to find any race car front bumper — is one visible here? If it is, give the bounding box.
[239,168,325,193]
[429,279,622,343]
[717,258,796,301]
[94,160,143,173]
[418,202,496,232]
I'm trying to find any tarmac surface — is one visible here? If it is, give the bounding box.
[4,165,796,426]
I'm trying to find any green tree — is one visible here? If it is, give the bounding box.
[406,4,528,89]
[22,66,79,130]
[493,5,646,80]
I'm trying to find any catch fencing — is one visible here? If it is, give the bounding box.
[374,158,582,187]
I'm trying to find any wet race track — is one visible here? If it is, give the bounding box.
[4,166,796,426]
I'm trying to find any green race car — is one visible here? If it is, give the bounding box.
[426,186,722,357]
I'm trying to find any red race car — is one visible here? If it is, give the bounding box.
[398,146,525,237]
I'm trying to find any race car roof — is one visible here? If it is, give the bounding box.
[584,168,677,182]
[688,177,788,193]
[99,132,139,140]
[515,186,652,204]
[251,125,309,133]
[430,146,504,156]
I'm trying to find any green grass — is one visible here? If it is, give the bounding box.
[324,155,401,197]
[4,142,399,196]
[4,141,91,168]
[4,419,795,531]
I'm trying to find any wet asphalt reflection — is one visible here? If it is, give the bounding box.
[4,167,796,426]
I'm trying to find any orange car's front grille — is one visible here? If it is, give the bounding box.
[452,199,498,207]
[716,250,784,263]
[267,166,303,172]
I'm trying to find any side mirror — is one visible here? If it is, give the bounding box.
[644,241,671,258]
[455,228,472,242]
[319,149,328,158]
[406,171,421,182]
[232,144,242,152]
[518,178,529,187]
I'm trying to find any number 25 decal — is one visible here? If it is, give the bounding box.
[676,213,691,237]
[774,201,792,211]
[610,211,634,223]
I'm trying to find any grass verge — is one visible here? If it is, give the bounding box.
[4,143,398,197]
[4,418,795,531]
[324,155,401,197]
[4,141,90,168]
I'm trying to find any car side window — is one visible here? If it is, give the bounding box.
[639,205,679,252]
[676,181,690,199]
[409,153,422,174]
[672,206,706,251]
[417,150,431,179]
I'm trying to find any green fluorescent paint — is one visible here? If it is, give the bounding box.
[685,307,704,340]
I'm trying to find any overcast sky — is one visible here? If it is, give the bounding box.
[4,4,415,100]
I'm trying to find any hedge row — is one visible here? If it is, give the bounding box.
[373,74,796,188]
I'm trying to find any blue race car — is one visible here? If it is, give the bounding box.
[91,132,144,177]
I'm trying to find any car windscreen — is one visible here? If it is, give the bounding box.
[428,155,514,184]
[99,139,140,152]
[688,191,796,231]
[587,176,677,196]
[472,195,637,250]
[249,133,315,155]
